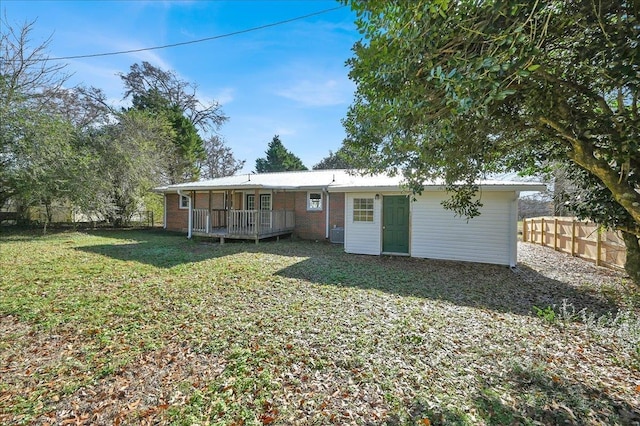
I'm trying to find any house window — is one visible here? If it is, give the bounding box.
[246,194,255,210]
[179,195,189,209]
[353,198,374,222]
[307,192,322,211]
[260,194,272,227]
[260,194,271,211]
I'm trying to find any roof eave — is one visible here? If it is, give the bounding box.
[327,183,547,193]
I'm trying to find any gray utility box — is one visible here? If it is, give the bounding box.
[330,227,345,244]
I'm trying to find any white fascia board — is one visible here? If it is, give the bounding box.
[327,183,546,193]
[477,183,547,192]
[163,184,331,193]
[153,175,546,195]
[152,186,170,193]
[161,184,266,193]
[327,185,400,193]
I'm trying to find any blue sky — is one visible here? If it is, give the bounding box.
[2,0,360,173]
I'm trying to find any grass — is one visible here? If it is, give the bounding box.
[0,228,639,425]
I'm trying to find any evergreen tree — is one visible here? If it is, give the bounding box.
[255,135,307,173]
[130,89,205,183]
[122,63,229,183]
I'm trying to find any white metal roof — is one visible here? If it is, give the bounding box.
[154,169,546,193]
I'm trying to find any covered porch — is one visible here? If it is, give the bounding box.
[191,208,295,243]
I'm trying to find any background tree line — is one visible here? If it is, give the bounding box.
[1,19,244,228]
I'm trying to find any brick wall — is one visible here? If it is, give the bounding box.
[293,192,324,240]
[211,192,225,209]
[165,190,347,240]
[193,192,209,209]
[165,193,188,231]
[289,191,347,241]
[328,192,345,230]
[272,191,295,211]
[272,191,325,240]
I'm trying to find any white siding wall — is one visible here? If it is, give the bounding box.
[410,191,516,266]
[344,193,381,255]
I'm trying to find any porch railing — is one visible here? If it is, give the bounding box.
[228,209,295,236]
[210,209,227,228]
[192,208,209,233]
[192,208,295,237]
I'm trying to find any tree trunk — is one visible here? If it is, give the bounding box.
[622,231,640,286]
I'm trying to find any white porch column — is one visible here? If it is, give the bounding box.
[163,194,167,229]
[325,190,330,239]
[510,192,519,267]
[178,190,192,239]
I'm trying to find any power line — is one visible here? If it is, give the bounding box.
[47,5,346,61]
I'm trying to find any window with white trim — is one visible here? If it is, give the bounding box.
[260,194,271,211]
[246,194,255,210]
[307,192,323,211]
[179,195,189,209]
[353,198,374,222]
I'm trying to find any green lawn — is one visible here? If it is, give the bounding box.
[0,229,638,425]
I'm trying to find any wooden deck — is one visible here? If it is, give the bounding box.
[191,209,295,243]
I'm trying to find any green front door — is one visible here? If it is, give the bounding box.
[382,196,410,254]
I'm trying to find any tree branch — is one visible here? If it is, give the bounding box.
[539,115,640,232]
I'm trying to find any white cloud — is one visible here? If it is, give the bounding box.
[212,87,235,105]
[275,76,354,107]
[274,126,296,136]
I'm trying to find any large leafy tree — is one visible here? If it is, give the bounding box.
[8,113,82,230]
[0,18,101,231]
[121,63,228,183]
[313,146,359,170]
[121,61,227,132]
[0,18,70,211]
[343,0,640,283]
[84,109,174,226]
[255,135,307,173]
[128,87,205,183]
[1,20,237,228]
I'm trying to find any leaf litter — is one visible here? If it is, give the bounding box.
[0,230,638,425]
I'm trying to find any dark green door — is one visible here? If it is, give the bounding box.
[382,196,410,253]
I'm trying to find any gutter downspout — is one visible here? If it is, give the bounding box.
[163,194,167,229]
[177,189,192,239]
[510,191,519,267]
[325,188,330,239]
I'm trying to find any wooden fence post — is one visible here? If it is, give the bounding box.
[595,226,602,266]
[571,219,576,256]
[525,216,625,270]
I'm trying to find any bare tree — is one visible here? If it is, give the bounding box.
[201,135,245,179]
[120,61,227,132]
[0,16,70,111]
[0,16,71,209]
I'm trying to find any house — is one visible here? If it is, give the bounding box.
[154,169,546,266]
